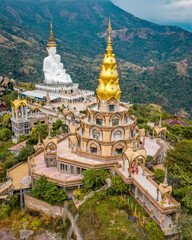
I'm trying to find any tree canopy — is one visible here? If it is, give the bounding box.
[82,168,109,191]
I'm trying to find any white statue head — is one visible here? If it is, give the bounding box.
[55,54,61,64]
[47,47,56,56]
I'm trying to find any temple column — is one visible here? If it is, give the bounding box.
[11,106,14,119]
[25,108,28,120]
[21,105,24,119]
[16,109,18,121]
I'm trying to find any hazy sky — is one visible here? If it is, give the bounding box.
[112,0,192,31]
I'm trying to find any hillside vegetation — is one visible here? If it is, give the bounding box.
[0,0,192,116]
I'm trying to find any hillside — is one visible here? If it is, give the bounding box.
[0,0,192,116]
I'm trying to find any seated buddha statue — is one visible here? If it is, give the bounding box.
[43,23,72,85]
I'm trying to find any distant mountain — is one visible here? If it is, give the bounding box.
[0,0,192,116]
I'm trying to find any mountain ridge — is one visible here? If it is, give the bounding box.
[0,0,192,116]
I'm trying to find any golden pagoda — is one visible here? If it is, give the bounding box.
[97,18,121,102]
[47,22,57,48]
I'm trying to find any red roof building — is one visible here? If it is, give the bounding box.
[0,102,7,111]
[157,114,189,128]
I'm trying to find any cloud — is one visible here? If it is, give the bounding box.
[112,0,192,30]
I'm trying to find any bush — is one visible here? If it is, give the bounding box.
[0,203,11,220]
[111,176,128,195]
[0,128,12,141]
[17,144,34,162]
[110,196,126,209]
[145,221,164,240]
[82,168,109,191]
[52,119,62,131]
[32,176,68,205]
[154,169,165,184]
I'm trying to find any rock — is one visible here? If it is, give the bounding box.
[20,229,34,239]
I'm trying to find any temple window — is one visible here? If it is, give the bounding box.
[125,116,128,124]
[114,130,122,140]
[112,116,120,126]
[90,143,98,154]
[93,129,99,140]
[112,140,126,156]
[109,104,115,112]
[81,127,84,136]
[94,113,104,126]
[71,166,74,174]
[116,147,123,155]
[77,167,81,174]
[60,163,68,172]
[96,118,103,126]
[88,114,90,122]
[130,129,134,138]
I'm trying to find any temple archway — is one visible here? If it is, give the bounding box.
[122,148,147,176]
[111,127,124,141]
[94,113,105,126]
[111,140,126,155]
[110,113,121,127]
[90,126,102,141]
[87,140,101,155]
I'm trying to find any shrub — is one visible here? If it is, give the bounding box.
[82,168,109,191]
[0,128,12,141]
[154,169,165,184]
[32,176,68,205]
[16,144,34,162]
[145,221,164,240]
[111,176,128,195]
[0,203,11,220]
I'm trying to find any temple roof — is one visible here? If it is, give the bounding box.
[96,18,121,101]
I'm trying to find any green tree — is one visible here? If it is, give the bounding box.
[161,111,170,120]
[182,126,192,140]
[176,209,192,240]
[111,176,128,195]
[4,91,18,108]
[154,169,165,184]
[164,140,192,186]
[171,125,183,136]
[32,175,67,205]
[0,203,11,220]
[61,123,69,133]
[0,128,12,141]
[82,168,109,191]
[145,222,164,240]
[18,134,28,143]
[2,113,11,129]
[52,119,62,131]
[17,144,34,162]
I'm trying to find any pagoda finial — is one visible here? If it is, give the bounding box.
[96,17,121,101]
[47,22,57,48]
[106,17,113,55]
[163,168,168,187]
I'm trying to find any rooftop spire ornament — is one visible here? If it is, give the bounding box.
[47,22,57,48]
[96,17,121,101]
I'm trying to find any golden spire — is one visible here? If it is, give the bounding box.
[96,18,121,101]
[47,22,57,48]
[106,17,113,55]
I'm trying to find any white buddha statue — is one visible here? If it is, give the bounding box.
[43,23,72,85]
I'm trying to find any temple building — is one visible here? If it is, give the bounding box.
[22,23,94,104]
[29,20,179,235]
[11,98,48,140]
[156,114,189,128]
